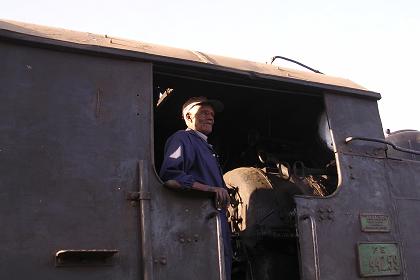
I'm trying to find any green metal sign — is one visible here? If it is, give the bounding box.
[358,242,401,277]
[360,214,391,232]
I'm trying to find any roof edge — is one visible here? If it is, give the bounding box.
[0,19,381,100]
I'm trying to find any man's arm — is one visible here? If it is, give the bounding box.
[160,132,229,209]
[192,182,230,210]
[159,133,196,188]
[164,180,230,210]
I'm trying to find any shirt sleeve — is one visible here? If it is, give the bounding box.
[159,132,195,189]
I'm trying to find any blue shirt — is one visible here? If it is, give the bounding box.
[159,129,225,190]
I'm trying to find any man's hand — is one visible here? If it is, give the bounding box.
[211,187,230,210]
[191,182,230,210]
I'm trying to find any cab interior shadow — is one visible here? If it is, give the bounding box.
[153,71,338,280]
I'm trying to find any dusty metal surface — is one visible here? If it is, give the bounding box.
[2,17,419,280]
[0,40,151,278]
[295,92,419,279]
[0,19,381,99]
[296,155,404,279]
[324,92,387,156]
[0,36,223,280]
[385,159,420,279]
[149,186,223,280]
[385,130,420,161]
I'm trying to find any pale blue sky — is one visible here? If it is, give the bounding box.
[2,0,419,131]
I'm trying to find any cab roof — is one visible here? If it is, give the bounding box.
[0,19,380,99]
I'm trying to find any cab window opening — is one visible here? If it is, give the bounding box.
[153,70,338,280]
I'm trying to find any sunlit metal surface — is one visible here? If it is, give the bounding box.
[0,19,378,97]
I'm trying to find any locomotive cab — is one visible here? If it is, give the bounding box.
[153,68,339,279]
[2,20,418,280]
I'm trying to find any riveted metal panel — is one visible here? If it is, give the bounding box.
[296,92,419,279]
[148,187,224,280]
[295,90,410,280]
[0,40,152,279]
[296,155,403,279]
[386,160,420,279]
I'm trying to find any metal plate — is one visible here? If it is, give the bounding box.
[357,242,401,277]
[360,214,391,232]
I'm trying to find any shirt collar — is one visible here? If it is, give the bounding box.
[186,128,208,142]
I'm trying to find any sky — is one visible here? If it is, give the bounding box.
[2,0,419,132]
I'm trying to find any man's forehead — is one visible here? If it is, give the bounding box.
[198,103,215,110]
[192,103,215,113]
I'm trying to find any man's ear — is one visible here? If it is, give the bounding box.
[185,112,192,122]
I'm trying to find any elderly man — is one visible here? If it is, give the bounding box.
[159,96,231,280]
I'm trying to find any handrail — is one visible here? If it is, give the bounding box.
[300,214,320,280]
[270,55,324,74]
[345,136,420,156]
[138,160,154,280]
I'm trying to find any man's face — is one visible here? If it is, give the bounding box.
[186,104,215,135]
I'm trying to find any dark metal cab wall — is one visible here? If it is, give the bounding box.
[324,92,386,157]
[385,159,420,279]
[294,92,417,279]
[0,40,152,279]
